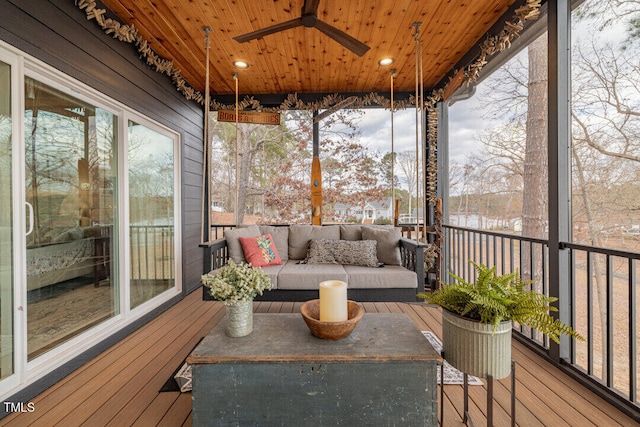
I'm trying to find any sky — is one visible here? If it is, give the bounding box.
[357,108,418,156]
[357,98,485,165]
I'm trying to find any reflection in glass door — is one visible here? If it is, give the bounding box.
[128,121,175,308]
[24,77,118,360]
[0,61,14,379]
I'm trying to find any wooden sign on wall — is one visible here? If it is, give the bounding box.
[217,110,280,125]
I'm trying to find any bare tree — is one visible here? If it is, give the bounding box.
[472,33,548,245]
[522,36,549,241]
[396,150,419,219]
[210,108,384,224]
[570,31,640,381]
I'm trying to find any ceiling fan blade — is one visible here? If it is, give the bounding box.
[234,18,303,43]
[302,0,321,15]
[315,20,370,57]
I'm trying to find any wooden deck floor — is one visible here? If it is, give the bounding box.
[2,290,637,427]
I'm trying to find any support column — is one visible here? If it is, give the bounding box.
[548,0,572,361]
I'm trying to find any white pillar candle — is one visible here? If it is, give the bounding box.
[319,280,348,322]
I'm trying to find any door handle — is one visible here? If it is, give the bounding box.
[25,201,34,236]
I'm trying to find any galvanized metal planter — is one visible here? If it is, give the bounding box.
[225,300,253,337]
[442,309,512,379]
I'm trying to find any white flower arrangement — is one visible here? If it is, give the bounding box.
[201,260,273,304]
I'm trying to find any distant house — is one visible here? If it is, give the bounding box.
[333,203,351,220]
[333,199,392,223]
[211,200,224,212]
[362,200,392,223]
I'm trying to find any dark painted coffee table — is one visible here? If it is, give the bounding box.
[187,313,441,426]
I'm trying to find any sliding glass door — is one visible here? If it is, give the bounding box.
[0,60,14,380]
[24,77,118,360]
[0,42,181,399]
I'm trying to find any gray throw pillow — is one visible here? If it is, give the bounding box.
[307,239,380,268]
[362,226,402,265]
[288,225,340,260]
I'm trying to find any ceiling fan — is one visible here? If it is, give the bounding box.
[233,0,370,57]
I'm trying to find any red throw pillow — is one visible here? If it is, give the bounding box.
[239,234,283,267]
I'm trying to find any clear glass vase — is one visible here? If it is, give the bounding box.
[225,300,253,337]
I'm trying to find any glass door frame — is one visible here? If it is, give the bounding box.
[20,64,127,380]
[1,44,24,394]
[122,111,182,317]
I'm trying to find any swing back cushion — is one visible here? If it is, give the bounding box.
[211,224,419,292]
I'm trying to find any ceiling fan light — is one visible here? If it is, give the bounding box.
[233,60,249,69]
[378,57,394,66]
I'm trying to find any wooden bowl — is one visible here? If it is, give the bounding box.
[300,299,364,340]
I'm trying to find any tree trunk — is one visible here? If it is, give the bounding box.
[522,36,548,287]
[236,126,251,224]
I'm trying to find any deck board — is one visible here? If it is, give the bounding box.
[156,393,191,427]
[1,291,637,427]
[23,296,212,426]
[76,303,221,426]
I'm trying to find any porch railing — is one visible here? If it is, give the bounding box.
[442,224,639,412]
[129,225,174,281]
[562,240,639,406]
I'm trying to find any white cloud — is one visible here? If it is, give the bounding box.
[448,97,486,164]
[359,109,425,155]
[357,104,484,165]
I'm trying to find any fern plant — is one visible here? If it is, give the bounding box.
[418,261,583,344]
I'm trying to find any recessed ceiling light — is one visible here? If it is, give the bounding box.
[378,57,394,66]
[233,60,249,69]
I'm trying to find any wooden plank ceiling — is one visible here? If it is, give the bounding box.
[100,0,516,97]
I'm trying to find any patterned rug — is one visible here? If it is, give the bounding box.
[159,337,204,392]
[422,331,483,385]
